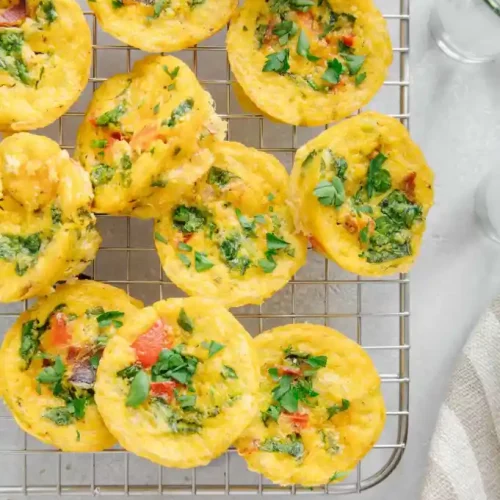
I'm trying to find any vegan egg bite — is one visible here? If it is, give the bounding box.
[94,297,259,468]
[0,0,91,132]
[0,133,101,302]
[227,0,392,126]
[290,112,434,276]
[154,141,307,308]
[236,323,386,486]
[89,0,237,53]
[0,281,142,451]
[75,54,225,215]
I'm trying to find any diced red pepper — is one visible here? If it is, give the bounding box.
[342,34,355,47]
[296,10,314,28]
[278,366,301,376]
[150,381,177,401]
[183,233,193,243]
[402,171,417,200]
[89,116,97,127]
[285,412,309,430]
[50,313,71,346]
[131,319,172,368]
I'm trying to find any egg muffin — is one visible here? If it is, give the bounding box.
[75,54,226,215]
[95,297,259,468]
[0,133,101,302]
[154,141,307,308]
[0,0,91,132]
[227,0,392,126]
[236,323,386,486]
[0,281,142,451]
[290,112,434,276]
[89,0,237,53]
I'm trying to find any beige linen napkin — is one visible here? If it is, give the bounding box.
[422,298,500,500]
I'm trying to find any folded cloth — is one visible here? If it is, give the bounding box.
[422,298,500,500]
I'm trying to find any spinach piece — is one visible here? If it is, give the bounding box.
[327,398,350,419]
[266,233,289,251]
[313,178,345,207]
[43,406,74,426]
[262,49,290,74]
[261,404,280,425]
[379,190,422,228]
[172,205,206,233]
[258,256,277,273]
[95,102,127,127]
[153,398,202,434]
[162,99,194,128]
[320,429,341,455]
[235,209,256,236]
[177,308,194,333]
[90,164,115,187]
[20,320,42,368]
[126,370,150,407]
[366,153,391,198]
[219,234,251,275]
[342,53,365,75]
[177,394,196,409]
[0,32,31,85]
[207,166,234,187]
[259,434,305,460]
[0,233,43,277]
[355,72,367,86]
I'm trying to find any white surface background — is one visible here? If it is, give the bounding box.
[2,0,500,498]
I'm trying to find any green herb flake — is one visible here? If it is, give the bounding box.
[178,241,192,251]
[262,49,290,74]
[355,71,367,86]
[155,232,168,245]
[97,311,124,329]
[221,365,238,379]
[313,178,345,207]
[95,102,127,127]
[327,398,350,419]
[91,139,108,148]
[201,340,225,358]
[162,98,194,128]
[266,233,290,251]
[177,308,194,333]
[177,253,191,268]
[126,370,150,407]
[366,153,391,198]
[322,58,344,84]
[342,53,366,75]
[194,251,214,272]
[296,30,320,62]
[207,166,234,187]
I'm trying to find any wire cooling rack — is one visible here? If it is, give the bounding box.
[0,0,410,495]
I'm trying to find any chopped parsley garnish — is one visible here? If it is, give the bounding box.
[258,257,276,273]
[51,204,62,225]
[296,30,320,62]
[117,364,141,381]
[366,153,391,198]
[261,404,280,425]
[38,0,58,23]
[321,429,341,455]
[380,190,422,228]
[162,98,194,128]
[235,208,256,237]
[172,205,206,233]
[178,241,192,251]
[273,20,298,45]
[95,102,127,127]
[177,253,191,267]
[320,149,348,181]
[313,178,345,207]
[20,320,42,368]
[201,340,225,358]
[194,251,213,272]
[327,398,350,419]
[266,233,289,251]
[177,394,196,409]
[262,49,290,74]
[322,58,343,84]
[355,72,367,86]
[219,233,251,275]
[177,308,194,333]
[342,53,366,75]
[328,471,349,483]
[91,139,108,148]
[0,32,31,85]
[151,346,199,385]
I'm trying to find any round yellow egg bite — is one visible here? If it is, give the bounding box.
[290,112,434,276]
[0,0,91,132]
[227,0,392,126]
[154,141,307,308]
[235,323,386,486]
[75,54,226,215]
[0,133,101,302]
[89,0,237,53]
[0,281,142,452]
[95,297,259,468]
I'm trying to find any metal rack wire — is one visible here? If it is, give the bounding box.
[0,0,410,495]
